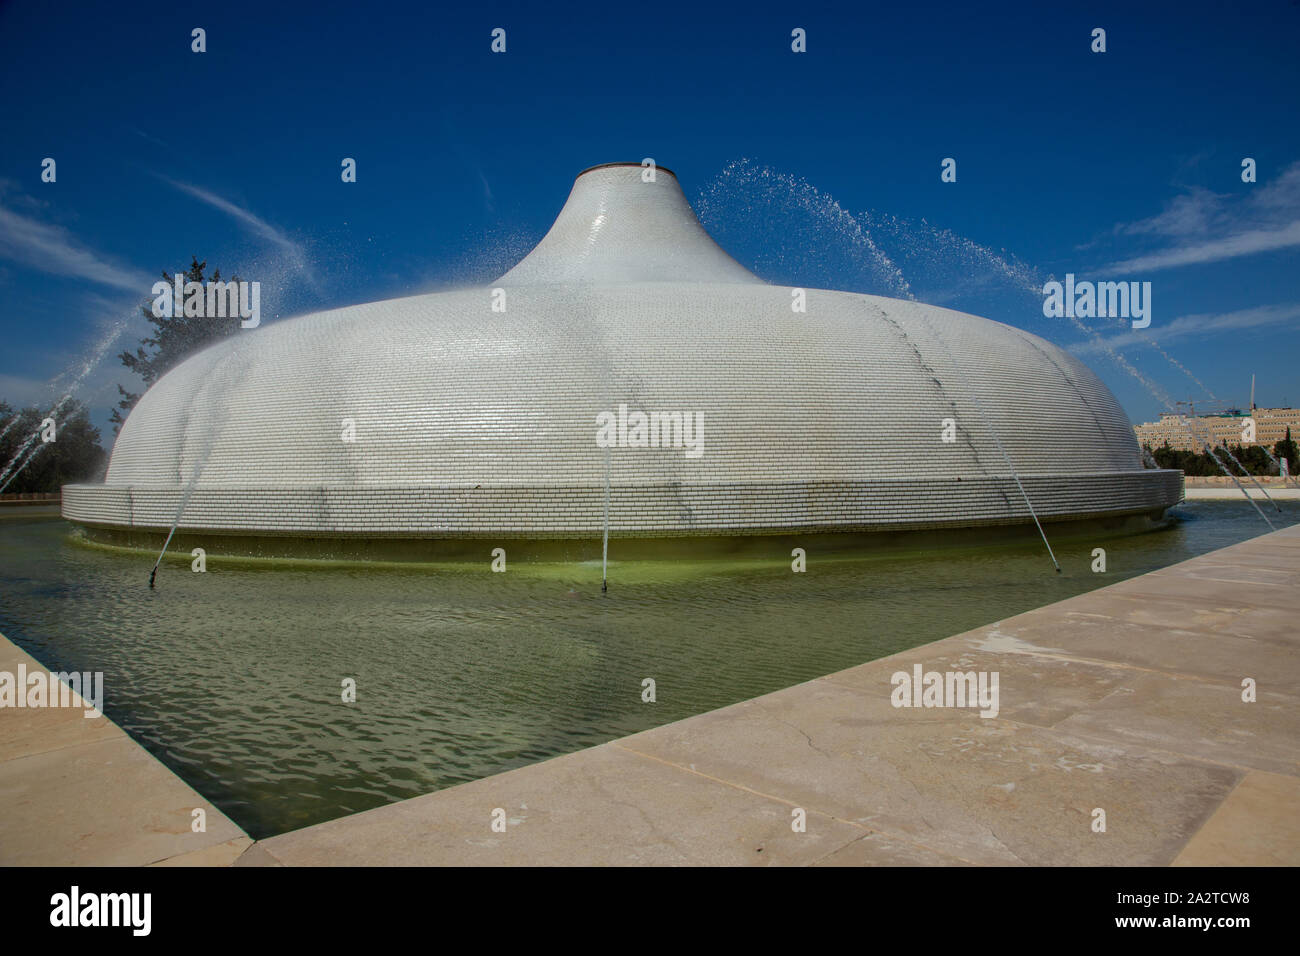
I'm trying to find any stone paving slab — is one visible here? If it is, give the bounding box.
[1036,589,1291,645]
[248,742,875,866]
[0,635,248,866]
[974,613,1298,689]
[1054,677,1298,777]
[1172,771,1300,866]
[1184,488,1300,500]
[149,837,255,867]
[812,831,973,867]
[248,523,1300,866]
[616,680,1238,866]
[0,690,121,763]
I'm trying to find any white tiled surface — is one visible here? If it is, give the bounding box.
[64,474,1180,536]
[64,165,1181,537]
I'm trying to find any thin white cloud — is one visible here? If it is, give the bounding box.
[1072,303,1300,354]
[128,126,171,150]
[1115,187,1224,239]
[1109,221,1300,271]
[0,204,150,292]
[1107,161,1300,272]
[155,175,313,280]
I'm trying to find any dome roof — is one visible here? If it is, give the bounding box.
[497,163,763,286]
[64,163,1180,541]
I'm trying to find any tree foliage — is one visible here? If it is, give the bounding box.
[1146,437,1298,477]
[0,400,107,494]
[110,255,242,433]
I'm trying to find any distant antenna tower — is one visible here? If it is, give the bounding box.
[1250,374,1256,411]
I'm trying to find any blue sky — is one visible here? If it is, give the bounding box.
[2,0,1298,435]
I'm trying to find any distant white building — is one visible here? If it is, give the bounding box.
[1136,408,1300,452]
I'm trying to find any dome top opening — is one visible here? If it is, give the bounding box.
[574,161,679,180]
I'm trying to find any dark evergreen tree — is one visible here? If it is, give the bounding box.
[110,256,242,433]
[0,400,106,493]
[1146,440,1276,477]
[1276,426,1298,475]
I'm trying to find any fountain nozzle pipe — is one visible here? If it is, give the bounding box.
[601,445,611,595]
[149,523,181,590]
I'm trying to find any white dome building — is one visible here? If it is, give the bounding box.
[63,163,1181,554]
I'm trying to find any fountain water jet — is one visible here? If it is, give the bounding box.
[700,160,1284,534]
[1204,442,1275,529]
[145,332,259,587]
[0,313,133,492]
[0,393,75,492]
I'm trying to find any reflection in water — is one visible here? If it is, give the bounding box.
[0,503,1293,839]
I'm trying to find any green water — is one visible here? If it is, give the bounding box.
[0,502,1294,840]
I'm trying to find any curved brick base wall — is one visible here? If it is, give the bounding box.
[62,470,1182,540]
